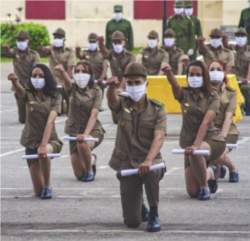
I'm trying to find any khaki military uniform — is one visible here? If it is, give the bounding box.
[139,48,169,75]
[13,48,40,123]
[177,88,226,167]
[65,84,104,154]
[161,46,184,75]
[199,45,235,69]
[213,84,239,148]
[233,45,250,112]
[109,95,166,226]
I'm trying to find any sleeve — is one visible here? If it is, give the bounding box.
[226,91,237,115]
[154,106,167,133]
[127,21,134,51]
[103,58,109,67]
[105,22,110,49]
[208,94,220,114]
[67,50,76,66]
[162,51,169,64]
[188,18,196,50]
[93,87,103,110]
[51,94,62,114]
[238,10,244,28]
[175,88,186,103]
[129,54,136,63]
[33,52,40,66]
[109,96,123,113]
[226,51,235,67]
[197,19,203,37]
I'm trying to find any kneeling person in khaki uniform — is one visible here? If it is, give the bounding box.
[107,62,167,232]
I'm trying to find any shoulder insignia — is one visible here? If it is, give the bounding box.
[225,85,236,92]
[149,98,164,107]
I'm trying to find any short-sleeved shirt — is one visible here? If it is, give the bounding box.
[107,49,135,82]
[108,96,167,172]
[49,46,76,85]
[213,84,239,135]
[81,50,108,80]
[13,48,40,88]
[161,46,184,75]
[20,90,61,149]
[177,88,225,148]
[65,84,104,136]
[233,45,250,79]
[199,45,235,69]
[139,47,169,75]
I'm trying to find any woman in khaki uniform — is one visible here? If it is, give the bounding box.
[208,60,239,182]
[162,60,226,201]
[55,61,104,182]
[7,64,63,199]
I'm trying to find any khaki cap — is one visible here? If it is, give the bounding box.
[88,33,98,41]
[164,28,176,37]
[53,28,65,37]
[112,31,125,40]
[210,28,222,37]
[148,30,159,39]
[235,28,247,35]
[17,30,29,39]
[123,62,147,78]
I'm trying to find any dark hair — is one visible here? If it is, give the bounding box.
[208,59,228,85]
[29,63,57,98]
[74,61,95,88]
[186,60,212,97]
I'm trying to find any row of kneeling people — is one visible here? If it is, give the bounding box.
[7,60,239,232]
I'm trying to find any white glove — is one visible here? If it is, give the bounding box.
[187,49,194,56]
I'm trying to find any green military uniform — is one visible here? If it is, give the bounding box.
[238,5,250,45]
[167,2,196,58]
[109,62,166,229]
[139,30,169,75]
[105,5,134,51]
[12,30,40,123]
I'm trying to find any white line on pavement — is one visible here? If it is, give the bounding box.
[165,167,182,175]
[0,148,25,157]
[0,108,17,113]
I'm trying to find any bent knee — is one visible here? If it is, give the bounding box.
[124,219,141,228]
[186,188,199,199]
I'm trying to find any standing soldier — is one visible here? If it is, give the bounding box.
[197,28,235,74]
[38,28,75,114]
[98,31,135,123]
[136,30,169,75]
[238,0,250,45]
[105,5,134,51]
[107,62,167,232]
[167,1,196,60]
[3,30,40,123]
[184,1,203,60]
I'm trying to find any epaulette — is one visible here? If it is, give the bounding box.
[92,84,101,90]
[222,47,231,53]
[65,47,73,51]
[29,49,37,54]
[149,98,164,107]
[225,85,236,92]
[210,91,216,97]
[158,48,167,53]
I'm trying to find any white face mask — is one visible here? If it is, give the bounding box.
[187,76,203,88]
[31,78,45,89]
[209,70,224,83]
[53,38,64,47]
[113,44,124,54]
[74,73,90,88]
[164,38,175,47]
[114,12,123,21]
[147,39,158,49]
[126,82,147,102]
[88,42,98,51]
[174,8,184,15]
[210,38,222,48]
[16,40,28,51]
[235,37,247,47]
[185,8,193,16]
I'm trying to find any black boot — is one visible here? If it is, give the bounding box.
[146,206,161,232]
[141,203,149,222]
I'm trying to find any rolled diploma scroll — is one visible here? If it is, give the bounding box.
[94,80,107,85]
[22,153,61,160]
[226,144,238,149]
[56,85,63,89]
[172,149,210,156]
[63,136,99,142]
[121,162,165,177]
[237,80,250,84]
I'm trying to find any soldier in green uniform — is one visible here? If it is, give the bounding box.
[3,30,40,123]
[167,1,196,60]
[184,1,203,60]
[238,0,250,45]
[136,30,169,75]
[107,62,166,232]
[105,5,134,51]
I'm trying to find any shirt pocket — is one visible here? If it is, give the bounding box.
[119,112,132,131]
[138,120,155,139]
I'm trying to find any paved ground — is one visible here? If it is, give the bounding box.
[1,63,250,241]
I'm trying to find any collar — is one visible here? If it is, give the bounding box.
[190,89,204,100]
[53,46,65,52]
[220,82,226,92]
[125,95,149,114]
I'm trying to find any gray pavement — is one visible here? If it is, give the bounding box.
[1,63,250,241]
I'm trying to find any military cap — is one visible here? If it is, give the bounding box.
[235,28,247,35]
[174,1,184,7]
[184,1,193,7]
[164,28,176,37]
[17,30,29,39]
[210,28,222,37]
[88,33,98,41]
[114,5,123,12]
[148,30,159,39]
[112,31,125,40]
[52,28,65,37]
[123,62,147,78]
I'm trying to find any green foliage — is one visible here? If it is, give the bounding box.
[1,22,50,57]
